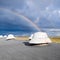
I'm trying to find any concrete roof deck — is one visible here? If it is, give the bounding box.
[0,39,60,60]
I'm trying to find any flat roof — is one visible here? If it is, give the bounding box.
[0,40,60,60]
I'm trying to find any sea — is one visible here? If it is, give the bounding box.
[0,28,60,37]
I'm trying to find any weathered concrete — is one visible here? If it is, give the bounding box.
[0,39,60,60]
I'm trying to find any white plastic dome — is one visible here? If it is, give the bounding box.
[0,35,3,38]
[29,32,52,44]
[4,35,7,38]
[6,34,15,40]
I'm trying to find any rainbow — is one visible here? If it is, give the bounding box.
[0,8,41,31]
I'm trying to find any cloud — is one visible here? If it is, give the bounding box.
[34,17,40,23]
[26,0,34,8]
[58,10,60,14]
[0,8,39,32]
[43,28,60,31]
[0,0,60,30]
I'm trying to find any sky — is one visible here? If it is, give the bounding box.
[0,0,60,32]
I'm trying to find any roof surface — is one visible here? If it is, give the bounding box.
[0,40,60,60]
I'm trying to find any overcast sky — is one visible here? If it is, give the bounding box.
[0,0,60,32]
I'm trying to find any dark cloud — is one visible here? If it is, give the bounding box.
[0,0,60,32]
